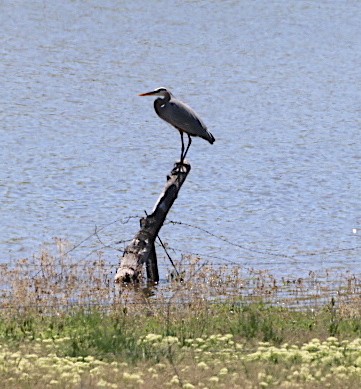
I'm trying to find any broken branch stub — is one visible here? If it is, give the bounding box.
[115,162,191,284]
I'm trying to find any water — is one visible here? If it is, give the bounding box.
[1,0,360,280]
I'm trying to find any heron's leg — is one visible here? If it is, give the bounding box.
[180,131,185,164]
[183,134,192,161]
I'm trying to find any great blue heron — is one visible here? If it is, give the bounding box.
[139,87,215,163]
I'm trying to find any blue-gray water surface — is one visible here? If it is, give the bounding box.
[1,1,360,280]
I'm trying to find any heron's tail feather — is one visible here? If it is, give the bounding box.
[206,131,215,144]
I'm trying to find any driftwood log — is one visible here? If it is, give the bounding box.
[115,162,191,284]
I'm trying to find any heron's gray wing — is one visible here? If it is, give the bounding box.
[157,99,208,137]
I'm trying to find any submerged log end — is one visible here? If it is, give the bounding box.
[114,267,138,284]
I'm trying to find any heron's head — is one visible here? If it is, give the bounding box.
[139,87,171,97]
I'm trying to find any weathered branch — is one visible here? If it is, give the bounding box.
[115,162,191,284]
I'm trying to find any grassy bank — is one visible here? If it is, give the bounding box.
[1,251,361,388]
[1,302,361,388]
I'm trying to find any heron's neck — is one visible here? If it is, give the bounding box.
[161,91,171,103]
[154,98,164,116]
[154,92,171,113]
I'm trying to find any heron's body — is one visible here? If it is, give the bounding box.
[139,87,215,162]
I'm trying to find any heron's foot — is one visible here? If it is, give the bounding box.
[173,160,187,175]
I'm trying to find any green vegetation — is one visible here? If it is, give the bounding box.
[1,302,361,388]
[0,250,361,387]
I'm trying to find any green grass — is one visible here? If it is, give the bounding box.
[2,302,361,358]
[1,302,361,388]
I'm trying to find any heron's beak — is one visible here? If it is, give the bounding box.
[138,91,155,96]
